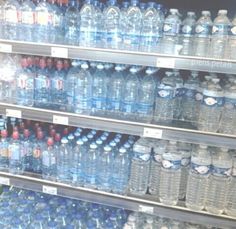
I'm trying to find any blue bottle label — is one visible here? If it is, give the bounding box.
[195,24,212,37]
[51,79,64,90]
[137,103,153,115]
[122,102,134,113]
[162,159,181,170]
[109,100,120,111]
[124,34,140,46]
[75,98,91,110]
[9,145,20,160]
[181,24,194,36]
[212,166,231,177]
[212,24,229,36]
[191,162,211,175]
[92,98,105,109]
[163,22,180,36]
[224,97,236,109]
[202,95,224,107]
[134,152,150,161]
[230,26,236,36]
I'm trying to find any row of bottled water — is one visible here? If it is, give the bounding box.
[129,138,236,217]
[0,186,129,228]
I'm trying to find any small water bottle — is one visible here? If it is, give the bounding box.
[0,129,9,169]
[22,129,33,172]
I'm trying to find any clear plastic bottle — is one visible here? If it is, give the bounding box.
[228,15,236,59]
[205,148,232,215]
[193,11,212,57]
[161,9,181,54]
[186,145,211,211]
[129,142,151,195]
[180,12,196,55]
[159,141,182,206]
[210,10,230,59]
[0,129,9,169]
[21,129,32,172]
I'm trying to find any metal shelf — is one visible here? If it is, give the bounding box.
[0,102,236,149]
[0,39,236,74]
[0,171,235,228]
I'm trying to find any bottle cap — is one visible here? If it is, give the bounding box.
[12,131,19,140]
[47,137,54,146]
[1,129,8,138]
[104,145,112,152]
[50,129,56,137]
[76,139,84,145]
[21,58,28,68]
[202,11,211,16]
[90,143,97,149]
[23,129,30,138]
[218,9,227,15]
[61,137,68,144]
[170,8,178,14]
[54,133,61,142]
[37,131,44,139]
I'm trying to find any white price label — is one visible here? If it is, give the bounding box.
[0,176,10,186]
[6,109,22,118]
[139,205,154,214]
[53,115,69,125]
[143,127,163,139]
[156,58,175,68]
[0,43,12,53]
[42,185,57,195]
[51,47,68,58]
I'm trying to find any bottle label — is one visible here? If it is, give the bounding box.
[202,95,224,107]
[224,98,236,110]
[109,100,120,111]
[42,153,50,167]
[212,166,231,177]
[181,24,194,36]
[92,98,105,110]
[51,156,56,165]
[33,148,41,158]
[137,103,153,115]
[123,34,140,46]
[79,29,96,44]
[35,76,50,89]
[157,88,174,99]
[162,159,181,170]
[9,145,20,160]
[36,12,52,26]
[230,26,236,36]
[163,22,180,36]
[17,78,27,89]
[191,162,211,175]
[5,10,19,23]
[195,24,212,37]
[75,97,91,110]
[51,79,64,90]
[122,101,134,113]
[21,11,35,25]
[134,152,150,161]
[0,147,8,158]
[106,31,122,44]
[52,14,62,27]
[212,24,229,36]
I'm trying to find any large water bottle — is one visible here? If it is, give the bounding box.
[92,63,108,116]
[137,67,157,123]
[112,147,130,194]
[193,11,212,57]
[180,12,196,55]
[103,0,121,49]
[3,0,20,40]
[42,137,57,181]
[198,77,224,132]
[9,131,23,174]
[74,62,92,115]
[205,148,232,215]
[129,141,151,195]
[225,155,236,217]
[18,0,36,41]
[0,129,9,169]
[84,143,98,189]
[228,15,236,59]
[34,58,51,108]
[159,141,182,206]
[79,0,96,47]
[123,0,142,51]
[22,129,32,172]
[57,137,71,183]
[121,66,139,121]
[153,71,176,124]
[51,59,66,110]
[210,10,230,58]
[161,9,181,54]
[16,57,35,107]
[64,0,80,45]
[32,131,44,173]
[185,145,211,211]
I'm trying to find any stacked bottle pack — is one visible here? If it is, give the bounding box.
[0,0,236,59]
[1,54,236,134]
[0,186,129,228]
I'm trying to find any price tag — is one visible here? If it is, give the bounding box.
[156,58,175,68]
[53,115,69,125]
[42,185,57,195]
[51,47,68,58]
[139,205,154,214]
[0,43,12,53]
[143,127,163,139]
[0,176,10,186]
[6,109,22,118]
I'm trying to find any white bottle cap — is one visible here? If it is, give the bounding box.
[170,8,178,14]
[187,11,195,16]
[218,9,228,15]
[199,145,207,149]
[202,11,211,16]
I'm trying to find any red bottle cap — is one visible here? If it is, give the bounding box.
[47,137,54,146]
[23,129,30,138]
[1,130,8,138]
[12,131,19,140]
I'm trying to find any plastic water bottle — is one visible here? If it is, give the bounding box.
[103,0,121,49]
[225,155,236,217]
[193,11,212,57]
[51,59,66,110]
[57,137,71,183]
[137,67,156,123]
[64,0,80,45]
[119,1,129,47]
[32,131,44,173]
[79,0,96,47]
[153,71,176,124]
[121,66,139,120]
[92,63,108,116]
[34,58,51,108]
[0,129,9,169]
[161,9,181,54]
[185,145,211,211]
[42,137,57,181]
[74,62,92,115]
[205,148,232,215]
[9,131,23,174]
[123,0,142,51]
[129,142,151,195]
[84,143,98,189]
[112,147,130,194]
[210,10,230,58]
[198,77,224,132]
[228,15,236,59]
[159,141,182,206]
[16,57,35,107]
[22,129,32,171]
[3,0,20,40]
[148,140,166,197]
[18,0,36,41]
